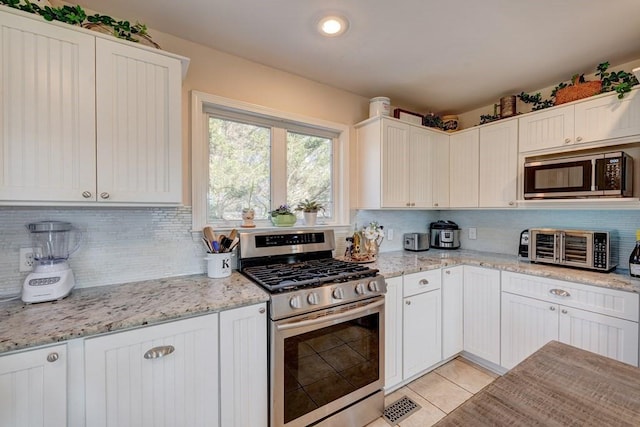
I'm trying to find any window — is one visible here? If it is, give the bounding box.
[191,92,349,230]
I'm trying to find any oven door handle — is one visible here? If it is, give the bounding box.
[275,298,384,331]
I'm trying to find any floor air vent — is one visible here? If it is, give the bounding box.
[383,395,422,425]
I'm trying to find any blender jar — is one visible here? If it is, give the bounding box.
[27,221,80,263]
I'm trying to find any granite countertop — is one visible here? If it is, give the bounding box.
[0,273,269,354]
[434,340,640,426]
[2,248,639,355]
[364,249,640,294]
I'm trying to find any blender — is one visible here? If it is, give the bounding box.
[22,221,82,303]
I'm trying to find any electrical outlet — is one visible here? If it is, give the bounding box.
[387,228,394,241]
[19,248,38,272]
[469,227,477,240]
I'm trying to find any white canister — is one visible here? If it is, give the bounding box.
[369,97,391,117]
[206,253,232,278]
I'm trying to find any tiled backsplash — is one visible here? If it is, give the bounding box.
[1,207,637,297]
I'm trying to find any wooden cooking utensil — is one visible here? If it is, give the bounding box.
[203,226,216,244]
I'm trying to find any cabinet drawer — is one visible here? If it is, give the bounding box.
[403,269,441,297]
[502,271,639,322]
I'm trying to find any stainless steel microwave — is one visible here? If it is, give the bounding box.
[524,151,632,199]
[528,228,616,272]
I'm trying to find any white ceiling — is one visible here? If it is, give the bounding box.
[74,0,640,114]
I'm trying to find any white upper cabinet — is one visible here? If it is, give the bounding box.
[574,89,640,144]
[0,11,96,202]
[0,9,187,205]
[356,116,450,209]
[449,128,479,208]
[519,88,640,153]
[95,38,182,203]
[479,118,518,207]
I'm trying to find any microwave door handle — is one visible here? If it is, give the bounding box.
[591,158,597,191]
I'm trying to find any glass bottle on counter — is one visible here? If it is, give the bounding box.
[629,230,640,278]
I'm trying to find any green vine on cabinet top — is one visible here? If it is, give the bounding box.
[0,0,152,43]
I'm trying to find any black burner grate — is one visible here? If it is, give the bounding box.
[242,258,378,292]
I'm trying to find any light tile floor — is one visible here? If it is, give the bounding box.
[366,357,499,427]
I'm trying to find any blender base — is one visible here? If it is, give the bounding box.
[22,267,75,303]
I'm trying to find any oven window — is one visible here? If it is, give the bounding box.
[283,313,379,423]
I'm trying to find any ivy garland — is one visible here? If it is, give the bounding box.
[0,0,151,43]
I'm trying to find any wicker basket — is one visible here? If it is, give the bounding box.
[554,80,601,105]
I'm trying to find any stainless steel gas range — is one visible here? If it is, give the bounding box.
[239,229,386,427]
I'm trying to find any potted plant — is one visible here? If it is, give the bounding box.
[295,199,325,226]
[269,204,296,227]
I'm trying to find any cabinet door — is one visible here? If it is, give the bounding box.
[219,303,268,427]
[501,293,558,370]
[409,127,434,208]
[479,119,518,207]
[0,344,66,427]
[384,276,403,390]
[430,131,450,208]
[403,289,442,379]
[85,314,219,427]
[442,266,464,359]
[380,120,410,207]
[463,266,501,365]
[517,105,574,153]
[559,307,639,366]
[449,129,479,208]
[574,89,640,144]
[95,38,182,204]
[0,12,96,202]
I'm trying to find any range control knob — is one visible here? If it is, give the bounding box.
[355,283,367,295]
[332,288,345,300]
[307,292,319,305]
[368,280,380,292]
[289,295,302,309]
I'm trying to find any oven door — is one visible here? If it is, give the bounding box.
[271,297,384,427]
[524,156,596,198]
[560,230,593,269]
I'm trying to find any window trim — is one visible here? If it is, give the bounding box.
[191,90,350,231]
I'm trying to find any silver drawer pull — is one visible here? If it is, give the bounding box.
[144,345,175,360]
[549,289,570,297]
[419,279,429,285]
[46,352,59,363]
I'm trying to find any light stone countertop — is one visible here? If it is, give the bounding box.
[0,273,269,354]
[2,249,639,355]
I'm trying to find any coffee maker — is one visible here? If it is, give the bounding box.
[22,221,82,303]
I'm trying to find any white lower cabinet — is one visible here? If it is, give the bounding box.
[442,266,464,359]
[219,303,268,427]
[501,272,639,369]
[85,314,220,427]
[0,344,67,427]
[463,266,501,365]
[403,270,442,379]
[384,276,403,390]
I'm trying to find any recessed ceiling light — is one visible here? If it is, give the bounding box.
[318,15,349,37]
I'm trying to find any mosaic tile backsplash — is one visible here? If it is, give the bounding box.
[1,206,638,296]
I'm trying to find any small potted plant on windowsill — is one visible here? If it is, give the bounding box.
[295,199,325,226]
[270,204,297,227]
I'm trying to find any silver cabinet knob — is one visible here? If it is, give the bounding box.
[508,201,515,206]
[564,138,571,144]
[445,270,451,275]
[561,309,568,314]
[406,202,411,207]
[82,191,92,199]
[100,192,110,199]
[410,202,415,207]
[549,306,556,311]
[434,203,439,207]
[144,345,175,360]
[259,307,265,314]
[576,136,583,142]
[405,300,411,305]
[46,352,59,363]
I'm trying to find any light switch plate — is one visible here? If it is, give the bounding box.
[469,228,477,240]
